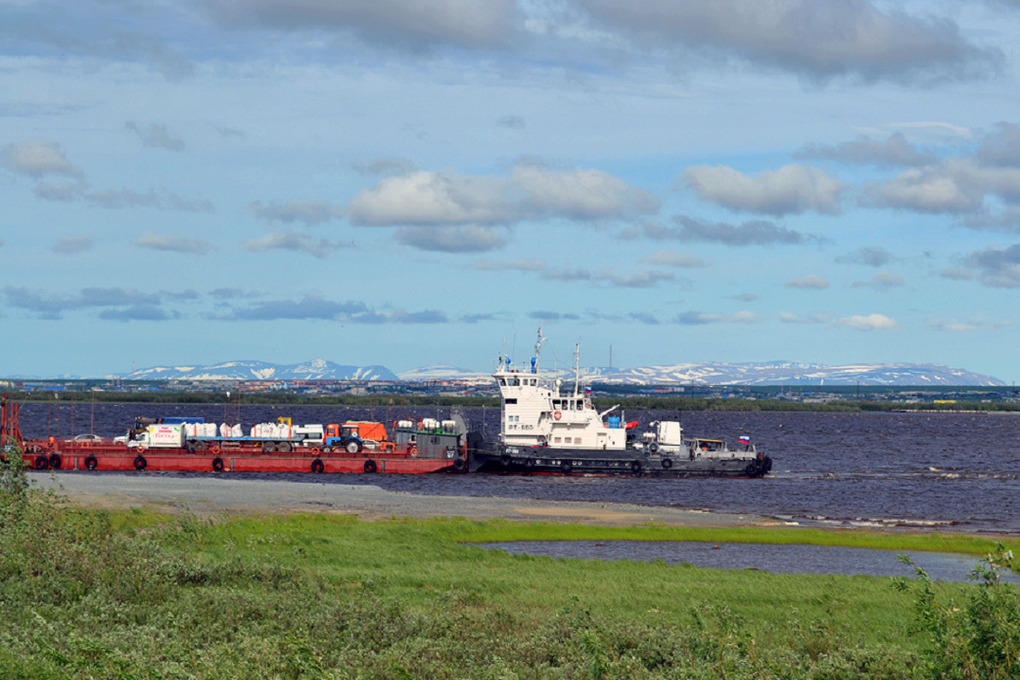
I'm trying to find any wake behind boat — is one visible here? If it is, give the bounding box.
[469,330,773,478]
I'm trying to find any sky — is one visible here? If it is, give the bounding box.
[3,0,1020,381]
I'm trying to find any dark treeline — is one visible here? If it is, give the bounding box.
[6,390,1020,413]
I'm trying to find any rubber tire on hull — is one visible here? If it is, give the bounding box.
[364,460,377,474]
[311,458,324,474]
[49,453,62,469]
[661,457,672,470]
[134,455,147,471]
[453,458,466,471]
[630,460,642,475]
[560,461,572,474]
[212,456,224,472]
[34,455,49,470]
[84,454,98,470]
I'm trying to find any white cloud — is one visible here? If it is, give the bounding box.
[927,317,1012,333]
[1,140,82,178]
[348,165,657,228]
[575,0,1000,84]
[243,230,345,258]
[203,0,522,52]
[853,270,905,289]
[250,200,345,225]
[643,250,706,268]
[786,275,829,289]
[133,232,214,254]
[834,313,898,330]
[683,164,843,216]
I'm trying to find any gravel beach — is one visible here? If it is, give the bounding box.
[28,471,773,528]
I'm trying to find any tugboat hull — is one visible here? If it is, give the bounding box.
[470,445,772,478]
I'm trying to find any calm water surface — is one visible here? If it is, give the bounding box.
[17,402,1020,534]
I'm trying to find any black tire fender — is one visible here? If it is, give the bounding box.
[661,457,672,470]
[85,454,98,470]
[311,458,324,474]
[34,455,49,470]
[363,459,377,474]
[134,455,147,471]
[212,456,224,472]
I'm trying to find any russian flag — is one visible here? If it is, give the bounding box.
[738,435,750,445]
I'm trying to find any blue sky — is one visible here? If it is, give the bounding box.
[3,0,1020,380]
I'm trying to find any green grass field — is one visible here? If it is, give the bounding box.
[3,459,1019,678]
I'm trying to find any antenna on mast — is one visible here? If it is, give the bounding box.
[533,327,544,374]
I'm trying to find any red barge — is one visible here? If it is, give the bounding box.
[2,396,468,475]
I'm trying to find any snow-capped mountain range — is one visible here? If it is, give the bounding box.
[124,359,397,382]
[119,359,1004,386]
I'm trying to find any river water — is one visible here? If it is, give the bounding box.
[15,402,1020,535]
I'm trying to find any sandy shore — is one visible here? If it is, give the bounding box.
[28,471,776,528]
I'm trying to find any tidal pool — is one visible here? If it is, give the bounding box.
[476,540,1019,583]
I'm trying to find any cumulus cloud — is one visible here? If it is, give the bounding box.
[836,246,895,267]
[396,225,507,252]
[786,275,829,289]
[961,243,1020,287]
[852,270,905,289]
[645,215,816,246]
[673,310,758,325]
[33,181,215,212]
[975,122,1020,167]
[574,0,1000,84]
[1,140,82,178]
[683,164,843,216]
[642,250,706,268]
[51,234,96,254]
[215,295,448,324]
[797,132,935,167]
[133,231,215,254]
[779,311,832,324]
[927,317,1012,333]
[834,313,898,330]
[203,0,522,52]
[249,200,344,225]
[870,161,989,213]
[348,165,658,228]
[99,305,180,322]
[3,285,176,320]
[243,230,346,258]
[472,257,675,288]
[125,122,185,151]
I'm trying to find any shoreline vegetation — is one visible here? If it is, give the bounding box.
[3,454,1020,678]
[6,388,1020,413]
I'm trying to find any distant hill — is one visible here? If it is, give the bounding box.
[589,362,1004,387]
[115,358,1002,387]
[123,359,397,381]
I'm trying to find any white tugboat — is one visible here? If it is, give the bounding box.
[468,329,773,477]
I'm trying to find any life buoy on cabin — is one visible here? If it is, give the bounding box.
[211,445,220,455]
[409,445,418,458]
[310,447,321,456]
[553,411,562,420]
